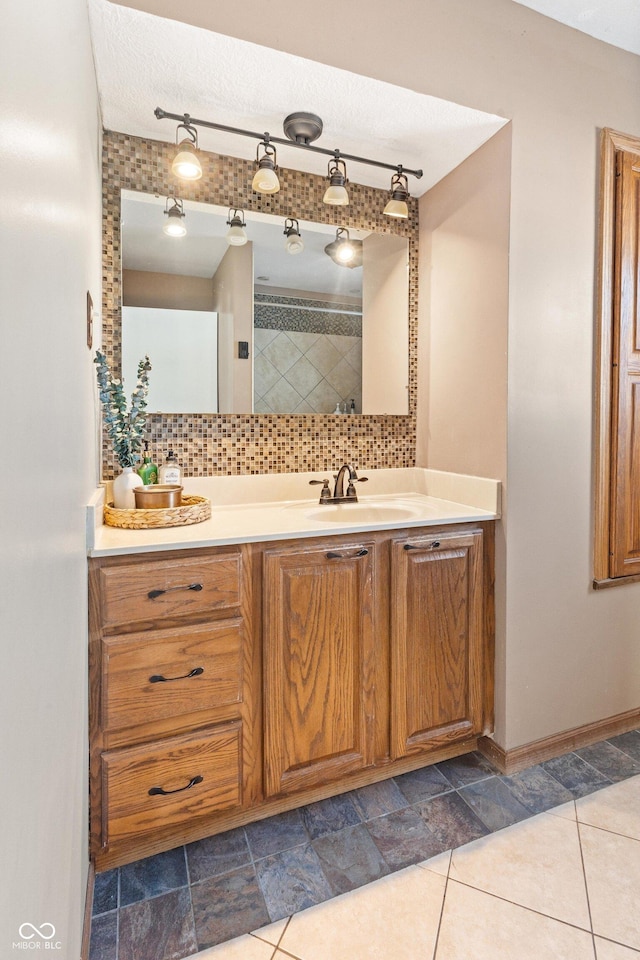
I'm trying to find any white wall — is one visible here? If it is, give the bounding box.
[118,0,640,750]
[0,1,101,955]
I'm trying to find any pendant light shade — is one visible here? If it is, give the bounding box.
[226,208,248,246]
[163,197,187,237]
[171,122,202,181]
[324,227,363,269]
[323,157,349,206]
[383,170,410,219]
[283,218,304,255]
[252,140,280,194]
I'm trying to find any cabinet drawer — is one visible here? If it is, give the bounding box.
[102,621,243,731]
[102,723,241,845]
[98,554,241,629]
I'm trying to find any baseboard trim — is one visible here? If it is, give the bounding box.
[478,706,640,775]
[81,862,95,960]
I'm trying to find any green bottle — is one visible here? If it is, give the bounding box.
[137,441,158,485]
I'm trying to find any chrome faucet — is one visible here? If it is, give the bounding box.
[309,464,368,504]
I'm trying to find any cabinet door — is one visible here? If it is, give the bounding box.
[390,529,484,759]
[263,541,375,797]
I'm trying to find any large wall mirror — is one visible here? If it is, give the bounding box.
[121,191,409,416]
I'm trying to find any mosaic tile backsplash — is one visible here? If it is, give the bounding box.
[101,131,418,478]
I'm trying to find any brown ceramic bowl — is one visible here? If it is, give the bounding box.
[133,484,183,509]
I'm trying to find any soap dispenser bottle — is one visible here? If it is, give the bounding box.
[137,441,158,485]
[159,449,182,485]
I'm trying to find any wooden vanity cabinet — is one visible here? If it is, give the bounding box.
[88,544,260,870]
[389,528,485,759]
[89,522,493,870]
[262,538,376,797]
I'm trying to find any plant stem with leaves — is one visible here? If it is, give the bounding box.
[94,351,152,468]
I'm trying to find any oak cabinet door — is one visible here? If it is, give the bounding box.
[263,541,375,797]
[390,529,484,759]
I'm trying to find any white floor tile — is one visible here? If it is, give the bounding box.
[549,800,578,821]
[417,849,451,877]
[580,823,640,950]
[192,932,276,959]
[449,811,591,928]
[576,775,640,841]
[278,865,446,960]
[595,937,640,959]
[435,879,595,960]
[251,917,289,947]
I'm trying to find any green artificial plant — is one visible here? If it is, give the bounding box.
[94,350,152,468]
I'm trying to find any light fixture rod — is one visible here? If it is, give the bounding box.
[155,107,423,180]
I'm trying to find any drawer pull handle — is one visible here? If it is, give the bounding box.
[148,775,203,797]
[149,667,204,684]
[404,540,441,551]
[326,548,369,560]
[147,582,204,600]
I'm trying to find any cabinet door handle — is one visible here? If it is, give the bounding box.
[404,540,441,551]
[147,583,204,600]
[148,667,204,683]
[148,775,203,797]
[326,548,369,560]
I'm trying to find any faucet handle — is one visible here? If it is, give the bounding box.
[309,478,331,503]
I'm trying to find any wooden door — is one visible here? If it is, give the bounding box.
[263,540,375,797]
[390,529,484,759]
[610,149,640,577]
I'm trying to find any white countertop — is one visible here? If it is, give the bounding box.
[87,467,501,557]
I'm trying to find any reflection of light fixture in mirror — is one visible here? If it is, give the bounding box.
[323,157,349,206]
[283,218,304,255]
[383,169,410,219]
[226,208,248,246]
[163,197,187,237]
[252,140,280,194]
[171,121,202,181]
[324,227,363,269]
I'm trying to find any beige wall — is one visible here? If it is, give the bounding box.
[123,268,215,310]
[118,0,640,750]
[212,243,254,412]
[0,0,101,954]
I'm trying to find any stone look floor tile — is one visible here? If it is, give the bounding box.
[119,847,188,907]
[312,823,390,894]
[575,774,640,841]
[186,827,251,883]
[299,793,361,840]
[580,822,640,950]
[541,753,612,798]
[365,805,448,869]
[92,869,118,916]
[414,791,490,849]
[595,937,640,959]
[191,864,270,951]
[500,764,575,815]
[278,866,446,960]
[254,843,333,921]
[457,776,532,831]
[346,779,408,819]
[608,730,640,763]
[436,879,595,960]
[435,751,498,789]
[393,764,453,803]
[244,809,309,860]
[449,811,591,929]
[117,887,197,960]
[575,742,640,782]
[88,911,117,960]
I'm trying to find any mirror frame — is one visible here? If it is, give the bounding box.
[101,130,419,478]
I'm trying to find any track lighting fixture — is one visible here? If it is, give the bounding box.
[171,121,203,181]
[323,157,349,206]
[383,169,410,219]
[226,208,248,246]
[252,140,280,194]
[283,218,304,255]
[162,197,187,237]
[155,108,423,218]
[324,227,363,269]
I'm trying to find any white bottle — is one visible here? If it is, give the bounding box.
[159,449,181,484]
[333,402,342,414]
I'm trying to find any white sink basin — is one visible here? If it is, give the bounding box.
[302,499,427,523]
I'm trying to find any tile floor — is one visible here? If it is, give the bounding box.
[89,729,640,960]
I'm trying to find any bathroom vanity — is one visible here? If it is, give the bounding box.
[87,469,499,870]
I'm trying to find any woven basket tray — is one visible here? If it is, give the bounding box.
[103,495,211,530]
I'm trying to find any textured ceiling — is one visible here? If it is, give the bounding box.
[511,0,640,56]
[88,0,508,197]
